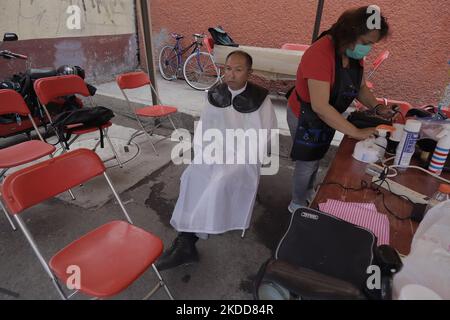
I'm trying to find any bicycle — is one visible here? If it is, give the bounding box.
[158,33,221,90]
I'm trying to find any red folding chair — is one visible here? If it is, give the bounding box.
[0,89,56,231]
[34,75,123,167]
[1,148,174,300]
[116,71,178,155]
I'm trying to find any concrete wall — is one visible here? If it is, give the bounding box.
[0,0,138,83]
[149,0,450,107]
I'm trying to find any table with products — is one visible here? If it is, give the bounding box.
[310,136,450,255]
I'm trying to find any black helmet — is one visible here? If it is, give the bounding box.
[0,80,20,91]
[57,65,85,79]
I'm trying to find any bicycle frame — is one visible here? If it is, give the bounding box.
[161,34,221,89]
[180,41,212,74]
[172,38,201,67]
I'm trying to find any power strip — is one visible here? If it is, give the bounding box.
[371,176,429,204]
[365,163,385,177]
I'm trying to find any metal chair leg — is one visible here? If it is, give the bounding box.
[104,130,123,168]
[241,229,246,239]
[152,264,174,300]
[143,130,159,156]
[1,200,16,231]
[168,116,178,132]
[136,118,158,155]
[92,139,102,153]
[68,189,76,200]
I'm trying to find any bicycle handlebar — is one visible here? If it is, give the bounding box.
[0,50,28,60]
[170,32,207,40]
[171,32,183,39]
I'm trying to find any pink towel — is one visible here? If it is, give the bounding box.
[319,199,390,246]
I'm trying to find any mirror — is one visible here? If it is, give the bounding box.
[3,33,18,41]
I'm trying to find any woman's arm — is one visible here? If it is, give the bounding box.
[358,74,395,118]
[308,79,376,140]
[357,74,380,109]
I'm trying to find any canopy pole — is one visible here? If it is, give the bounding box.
[312,0,325,43]
[139,0,158,104]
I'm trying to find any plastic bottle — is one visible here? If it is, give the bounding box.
[425,183,450,213]
[437,60,450,114]
[387,123,404,154]
[394,119,422,167]
[374,125,395,160]
[428,124,450,175]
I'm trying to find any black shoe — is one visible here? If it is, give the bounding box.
[155,233,199,271]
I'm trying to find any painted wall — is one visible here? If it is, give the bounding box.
[149,0,450,106]
[0,0,138,83]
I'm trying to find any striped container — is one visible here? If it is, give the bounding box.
[428,127,450,175]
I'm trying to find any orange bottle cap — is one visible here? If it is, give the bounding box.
[376,125,395,132]
[438,184,450,194]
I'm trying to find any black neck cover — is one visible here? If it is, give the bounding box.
[208,82,268,113]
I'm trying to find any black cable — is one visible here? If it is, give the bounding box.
[318,169,414,221]
[316,180,369,193]
[370,179,413,221]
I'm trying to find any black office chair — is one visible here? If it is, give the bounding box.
[253,207,403,300]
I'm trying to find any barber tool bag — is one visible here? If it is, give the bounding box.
[253,207,381,300]
[50,106,114,149]
[208,26,239,47]
[347,110,392,129]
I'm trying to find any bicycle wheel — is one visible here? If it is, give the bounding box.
[158,45,179,80]
[183,52,220,90]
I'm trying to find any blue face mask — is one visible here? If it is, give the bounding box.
[346,44,372,60]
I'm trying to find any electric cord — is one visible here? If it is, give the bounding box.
[317,170,414,221]
[316,180,369,193]
[381,157,450,184]
[388,164,450,184]
[372,166,415,220]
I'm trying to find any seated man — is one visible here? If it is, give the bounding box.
[156,50,277,270]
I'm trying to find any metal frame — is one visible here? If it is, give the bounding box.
[312,0,325,42]
[139,0,159,104]
[1,198,15,231]
[119,82,178,156]
[40,97,123,168]
[6,171,173,300]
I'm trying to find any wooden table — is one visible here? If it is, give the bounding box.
[310,137,449,255]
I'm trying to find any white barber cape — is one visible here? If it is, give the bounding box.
[170,84,277,234]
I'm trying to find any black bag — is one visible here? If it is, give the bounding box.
[253,207,402,300]
[347,110,392,129]
[208,26,239,47]
[51,106,114,149]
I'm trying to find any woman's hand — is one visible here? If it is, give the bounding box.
[374,104,396,118]
[350,127,377,140]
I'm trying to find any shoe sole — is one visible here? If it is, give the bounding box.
[156,258,199,271]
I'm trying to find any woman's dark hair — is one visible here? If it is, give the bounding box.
[319,6,390,51]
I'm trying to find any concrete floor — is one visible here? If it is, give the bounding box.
[0,74,337,300]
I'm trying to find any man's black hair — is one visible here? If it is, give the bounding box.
[225,50,253,69]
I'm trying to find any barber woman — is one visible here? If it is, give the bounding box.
[286,6,393,212]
